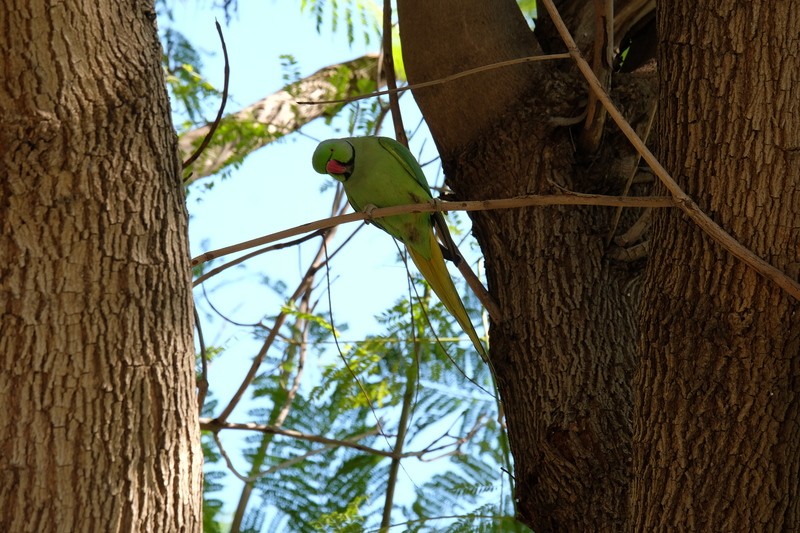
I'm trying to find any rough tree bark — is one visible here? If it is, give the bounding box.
[398,0,798,529]
[398,0,648,529]
[633,2,800,529]
[0,1,202,531]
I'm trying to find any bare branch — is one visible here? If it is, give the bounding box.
[213,227,341,423]
[191,193,675,268]
[296,53,571,106]
[381,0,407,146]
[240,428,382,483]
[194,304,209,415]
[182,20,230,175]
[201,418,486,462]
[605,102,657,245]
[202,418,396,458]
[606,240,650,262]
[212,431,251,483]
[614,207,654,247]
[192,229,325,287]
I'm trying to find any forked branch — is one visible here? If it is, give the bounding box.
[539,0,800,300]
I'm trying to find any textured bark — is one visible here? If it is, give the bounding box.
[633,1,800,530]
[467,135,639,532]
[397,0,655,529]
[0,1,202,531]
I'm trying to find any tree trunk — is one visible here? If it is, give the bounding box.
[397,1,651,529]
[633,1,800,529]
[0,1,202,531]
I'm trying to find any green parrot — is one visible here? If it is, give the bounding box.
[312,136,488,358]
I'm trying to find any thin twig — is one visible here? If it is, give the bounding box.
[190,193,675,268]
[238,428,382,483]
[194,304,209,414]
[381,0,407,146]
[418,415,485,463]
[296,53,571,106]
[322,239,392,448]
[192,229,325,287]
[400,257,494,398]
[200,418,484,461]
[182,20,230,174]
[539,0,800,300]
[212,431,250,482]
[364,514,508,533]
[214,313,288,423]
[213,228,339,423]
[200,282,269,329]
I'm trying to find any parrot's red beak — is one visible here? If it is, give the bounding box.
[326,159,349,175]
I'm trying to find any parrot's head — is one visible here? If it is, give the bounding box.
[312,139,354,182]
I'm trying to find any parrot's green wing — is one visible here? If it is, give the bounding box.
[341,136,434,247]
[376,137,461,262]
[377,137,433,200]
[374,138,488,357]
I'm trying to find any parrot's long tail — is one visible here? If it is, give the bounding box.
[407,238,488,359]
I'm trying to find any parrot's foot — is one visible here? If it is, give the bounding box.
[362,204,378,225]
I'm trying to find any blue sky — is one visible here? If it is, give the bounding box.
[163,1,490,526]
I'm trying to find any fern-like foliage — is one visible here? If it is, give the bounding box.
[211,267,521,531]
[300,0,381,46]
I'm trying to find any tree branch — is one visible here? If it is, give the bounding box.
[181,20,230,175]
[396,0,541,157]
[180,54,379,182]
[213,226,341,423]
[381,0,406,146]
[577,0,613,153]
[191,193,675,268]
[201,418,487,462]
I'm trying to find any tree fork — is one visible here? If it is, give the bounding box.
[397,1,640,529]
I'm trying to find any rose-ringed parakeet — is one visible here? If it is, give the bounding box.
[312,136,488,358]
